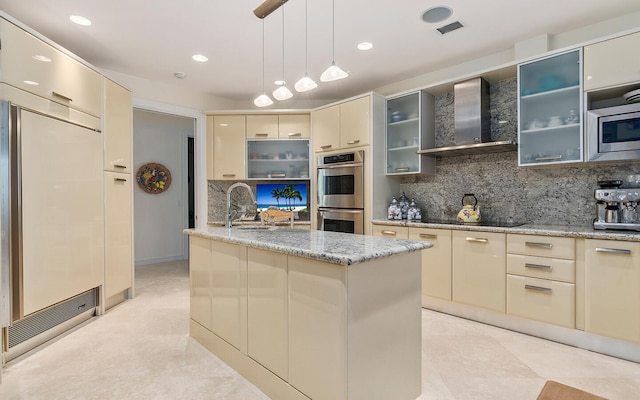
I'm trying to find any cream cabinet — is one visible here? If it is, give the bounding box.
[103,78,132,173]
[210,115,246,180]
[278,114,310,138]
[452,231,506,312]
[312,96,370,152]
[247,248,288,380]
[189,236,212,330]
[0,18,102,117]
[409,227,452,302]
[585,239,640,343]
[584,31,640,91]
[246,115,278,139]
[507,234,576,328]
[312,104,341,152]
[371,224,408,238]
[104,172,133,299]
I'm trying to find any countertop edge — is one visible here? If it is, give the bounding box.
[372,219,640,242]
[185,227,431,266]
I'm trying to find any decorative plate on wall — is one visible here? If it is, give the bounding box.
[136,162,172,194]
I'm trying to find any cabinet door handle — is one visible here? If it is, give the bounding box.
[534,155,563,161]
[525,284,553,293]
[114,177,128,182]
[270,173,286,178]
[254,133,269,137]
[466,237,488,243]
[288,132,302,137]
[595,247,631,255]
[114,164,127,169]
[419,233,437,239]
[381,230,397,236]
[525,263,553,271]
[52,91,73,102]
[320,144,333,149]
[222,174,236,178]
[347,139,360,145]
[395,168,410,172]
[525,242,553,249]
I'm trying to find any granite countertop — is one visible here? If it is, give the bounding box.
[372,219,640,242]
[185,226,431,266]
[208,220,311,227]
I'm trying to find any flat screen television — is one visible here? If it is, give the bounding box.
[256,182,308,212]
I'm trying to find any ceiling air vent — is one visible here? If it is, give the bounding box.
[437,21,463,35]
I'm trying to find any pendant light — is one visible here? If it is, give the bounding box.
[294,0,317,92]
[273,7,293,101]
[254,20,274,107]
[320,0,348,82]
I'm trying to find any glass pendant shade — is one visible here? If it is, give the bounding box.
[294,75,318,92]
[320,63,348,82]
[273,84,293,100]
[254,93,274,107]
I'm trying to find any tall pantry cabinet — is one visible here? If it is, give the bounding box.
[103,78,134,307]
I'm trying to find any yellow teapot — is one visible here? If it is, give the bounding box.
[456,193,481,224]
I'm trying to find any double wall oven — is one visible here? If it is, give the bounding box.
[317,150,364,234]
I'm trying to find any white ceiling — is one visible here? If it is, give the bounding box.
[1,0,639,106]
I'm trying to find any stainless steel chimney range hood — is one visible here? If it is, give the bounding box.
[418,77,517,157]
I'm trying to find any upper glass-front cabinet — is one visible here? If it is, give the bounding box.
[246,139,310,180]
[386,91,435,175]
[518,49,583,166]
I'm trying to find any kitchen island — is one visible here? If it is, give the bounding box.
[184,226,431,400]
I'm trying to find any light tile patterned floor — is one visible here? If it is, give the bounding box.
[1,260,639,399]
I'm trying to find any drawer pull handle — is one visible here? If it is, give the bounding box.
[347,139,360,145]
[320,144,333,149]
[381,230,397,236]
[114,164,127,169]
[254,133,269,137]
[222,174,236,178]
[595,247,631,255]
[466,237,488,243]
[525,284,552,293]
[525,263,553,271]
[52,91,73,102]
[525,242,553,249]
[419,233,437,239]
[288,132,302,137]
[114,177,127,182]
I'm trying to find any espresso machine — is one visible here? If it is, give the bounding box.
[594,187,640,231]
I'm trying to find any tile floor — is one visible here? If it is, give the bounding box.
[1,260,639,400]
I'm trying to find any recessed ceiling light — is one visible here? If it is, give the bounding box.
[357,42,373,51]
[32,55,52,62]
[192,54,208,62]
[174,72,187,79]
[274,80,286,86]
[422,6,452,24]
[23,80,39,86]
[69,15,92,26]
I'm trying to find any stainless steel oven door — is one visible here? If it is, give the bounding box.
[317,162,364,209]
[318,208,364,235]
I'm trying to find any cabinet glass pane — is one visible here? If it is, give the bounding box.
[387,92,421,174]
[247,139,310,179]
[518,49,583,165]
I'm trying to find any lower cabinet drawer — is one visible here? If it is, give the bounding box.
[507,254,575,283]
[507,275,575,329]
[371,224,408,239]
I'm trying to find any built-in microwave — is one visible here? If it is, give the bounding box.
[587,102,640,162]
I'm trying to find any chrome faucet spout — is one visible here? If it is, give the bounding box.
[226,183,257,228]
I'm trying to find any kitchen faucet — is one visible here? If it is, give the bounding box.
[226,182,257,228]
